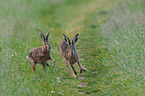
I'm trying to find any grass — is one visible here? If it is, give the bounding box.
[0,0,145,95]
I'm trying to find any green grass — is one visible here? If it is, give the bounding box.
[0,0,145,95]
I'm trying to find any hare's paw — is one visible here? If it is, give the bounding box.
[46,63,50,66]
[80,68,86,73]
[71,71,77,78]
[74,71,77,75]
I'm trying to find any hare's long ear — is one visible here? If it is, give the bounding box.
[63,34,71,45]
[72,34,79,45]
[45,30,50,41]
[40,31,45,42]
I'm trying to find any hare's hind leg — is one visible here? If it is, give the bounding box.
[28,58,36,72]
[64,58,77,78]
[78,61,86,73]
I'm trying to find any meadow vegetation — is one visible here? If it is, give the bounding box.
[0,0,145,95]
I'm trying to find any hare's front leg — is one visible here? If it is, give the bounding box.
[78,61,86,73]
[50,57,55,68]
[31,63,36,72]
[42,61,50,72]
[42,63,46,72]
[64,58,77,78]
[71,65,77,75]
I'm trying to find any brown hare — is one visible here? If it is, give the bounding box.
[58,34,86,78]
[28,31,55,72]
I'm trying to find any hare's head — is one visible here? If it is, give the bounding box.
[40,31,51,51]
[63,34,79,56]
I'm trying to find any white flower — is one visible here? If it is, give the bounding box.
[58,81,61,83]
[56,77,60,80]
[59,92,64,95]
[51,91,55,93]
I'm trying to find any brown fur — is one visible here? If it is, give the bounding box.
[28,31,55,72]
[58,34,86,78]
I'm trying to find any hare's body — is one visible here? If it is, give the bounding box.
[28,47,51,63]
[28,31,55,72]
[59,34,86,78]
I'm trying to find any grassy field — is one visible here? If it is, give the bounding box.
[0,0,145,95]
